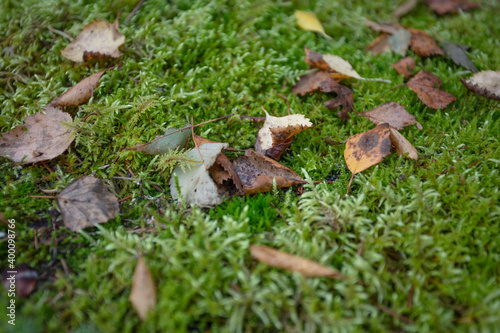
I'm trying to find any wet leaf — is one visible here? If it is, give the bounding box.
[362,102,422,130]
[129,258,156,321]
[441,41,477,72]
[2,264,38,298]
[426,0,480,15]
[409,28,444,57]
[389,127,418,160]
[49,70,107,107]
[255,110,312,152]
[393,57,416,79]
[250,245,345,278]
[58,175,119,232]
[0,106,74,164]
[294,10,333,40]
[366,33,392,55]
[124,125,191,155]
[61,19,125,62]
[406,70,457,109]
[389,28,412,56]
[233,150,306,195]
[170,141,228,207]
[344,123,392,174]
[461,71,500,101]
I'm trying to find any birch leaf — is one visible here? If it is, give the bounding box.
[295,10,333,40]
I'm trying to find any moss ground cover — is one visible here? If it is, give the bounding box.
[1,0,499,331]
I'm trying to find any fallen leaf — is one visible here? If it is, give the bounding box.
[209,151,244,197]
[0,106,74,164]
[406,70,457,109]
[291,71,336,96]
[425,0,480,15]
[129,258,156,321]
[124,125,191,155]
[258,136,293,161]
[323,82,355,121]
[250,245,345,278]
[364,19,402,34]
[170,141,228,206]
[294,10,333,40]
[49,70,107,107]
[344,123,392,174]
[393,57,416,79]
[393,0,418,18]
[389,28,412,56]
[362,102,422,130]
[461,71,500,101]
[256,110,312,151]
[389,127,418,160]
[2,264,38,298]
[409,28,444,57]
[366,33,392,55]
[441,41,477,72]
[61,19,125,62]
[233,150,306,195]
[58,175,119,232]
[304,48,391,82]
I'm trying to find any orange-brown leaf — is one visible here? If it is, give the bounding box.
[129,258,156,321]
[409,28,444,57]
[406,70,456,109]
[50,70,107,107]
[426,0,480,15]
[393,57,416,79]
[389,127,418,160]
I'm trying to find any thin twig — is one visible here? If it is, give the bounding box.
[346,172,355,195]
[124,0,147,25]
[112,176,141,181]
[28,195,57,199]
[118,194,133,202]
[376,304,413,324]
[47,26,74,41]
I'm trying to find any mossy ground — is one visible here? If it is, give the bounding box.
[1,0,499,332]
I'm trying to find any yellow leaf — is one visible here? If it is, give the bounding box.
[294,10,333,41]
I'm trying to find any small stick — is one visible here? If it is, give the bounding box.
[346,172,355,195]
[376,304,413,324]
[82,112,98,122]
[124,0,147,25]
[28,195,57,199]
[60,258,70,276]
[357,240,364,256]
[193,114,234,127]
[118,194,133,202]
[47,26,74,41]
[112,176,141,181]
[313,180,334,184]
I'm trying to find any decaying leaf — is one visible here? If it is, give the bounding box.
[233,150,306,195]
[389,127,418,160]
[49,70,107,107]
[294,10,333,40]
[124,125,191,155]
[393,57,416,79]
[406,70,457,109]
[291,71,336,96]
[393,0,418,18]
[58,175,119,232]
[362,102,422,130]
[344,123,392,174]
[250,245,345,278]
[426,0,480,15]
[2,264,38,298]
[441,41,477,72]
[409,28,444,57]
[323,82,355,121]
[364,19,402,34]
[170,142,228,206]
[461,71,500,101]
[366,33,392,55]
[256,110,312,151]
[389,28,412,56]
[304,48,390,82]
[129,258,156,321]
[61,19,125,62]
[0,106,74,164]
[209,151,244,197]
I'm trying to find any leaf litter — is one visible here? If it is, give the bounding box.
[129,257,156,321]
[406,70,457,109]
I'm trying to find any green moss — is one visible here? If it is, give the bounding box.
[1,0,500,332]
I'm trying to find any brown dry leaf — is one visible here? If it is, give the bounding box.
[461,71,500,101]
[170,141,228,206]
[233,150,306,195]
[124,125,191,155]
[426,0,480,15]
[409,28,444,57]
[389,127,418,160]
[364,19,402,34]
[61,19,125,62]
[362,102,422,130]
[393,57,416,79]
[393,0,418,18]
[58,175,119,232]
[0,106,74,164]
[344,123,392,174]
[250,245,345,278]
[256,110,312,152]
[2,264,38,298]
[323,82,355,121]
[49,70,107,107]
[129,258,156,321]
[366,33,392,55]
[291,71,336,96]
[258,136,294,161]
[209,151,244,197]
[406,70,457,109]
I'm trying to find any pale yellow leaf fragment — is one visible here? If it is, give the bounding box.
[294,10,333,40]
[389,127,418,160]
[257,111,312,151]
[129,258,156,321]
